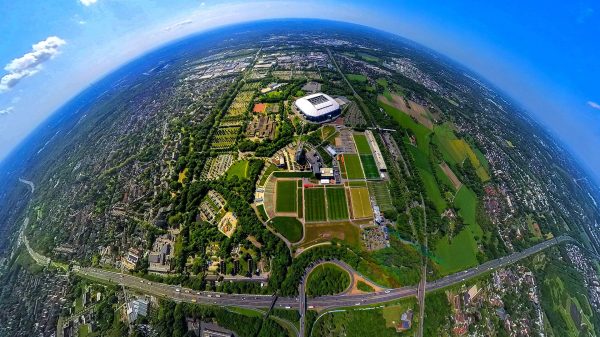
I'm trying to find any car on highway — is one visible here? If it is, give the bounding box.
[215,294,221,298]
[384,290,390,294]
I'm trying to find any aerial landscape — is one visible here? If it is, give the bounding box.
[0,1,599,337]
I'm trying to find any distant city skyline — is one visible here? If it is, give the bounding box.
[1,0,599,183]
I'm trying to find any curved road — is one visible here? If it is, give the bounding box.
[76,235,573,313]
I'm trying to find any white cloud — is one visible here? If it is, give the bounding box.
[163,20,193,32]
[79,0,98,6]
[588,101,600,110]
[0,36,66,92]
[0,106,14,115]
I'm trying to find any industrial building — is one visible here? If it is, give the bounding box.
[365,130,387,173]
[294,93,341,123]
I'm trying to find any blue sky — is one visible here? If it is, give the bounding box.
[1,0,599,182]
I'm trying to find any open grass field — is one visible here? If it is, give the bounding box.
[300,221,361,249]
[434,186,482,275]
[368,181,394,213]
[379,93,433,129]
[276,180,298,213]
[358,52,380,62]
[432,124,490,182]
[353,134,372,154]
[326,187,349,220]
[438,162,461,190]
[342,154,365,179]
[350,187,373,219]
[269,217,303,243]
[346,73,368,83]
[454,186,481,227]
[418,168,447,213]
[379,101,432,155]
[312,306,413,337]
[321,125,337,141]
[304,187,327,222]
[226,160,249,179]
[360,154,380,179]
[382,300,417,329]
[434,227,479,275]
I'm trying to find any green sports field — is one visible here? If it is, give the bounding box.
[326,187,349,220]
[360,154,380,179]
[342,154,365,179]
[353,134,372,154]
[304,187,327,222]
[368,181,394,213]
[269,217,303,243]
[276,180,297,213]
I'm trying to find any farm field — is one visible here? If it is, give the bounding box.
[360,154,380,179]
[353,134,372,154]
[326,187,349,220]
[276,180,298,213]
[300,221,361,249]
[438,162,461,190]
[226,160,249,179]
[368,181,394,213]
[269,217,303,243]
[379,101,431,155]
[304,187,327,222]
[342,154,365,179]
[379,92,433,129]
[350,187,372,219]
[432,124,490,182]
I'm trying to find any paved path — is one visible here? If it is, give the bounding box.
[69,235,572,337]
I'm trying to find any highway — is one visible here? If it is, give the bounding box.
[76,235,573,314]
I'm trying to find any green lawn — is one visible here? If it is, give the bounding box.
[342,154,365,179]
[360,154,380,179]
[353,134,372,154]
[346,73,367,83]
[304,187,327,222]
[269,217,303,243]
[326,187,349,220]
[259,163,279,186]
[226,160,249,179]
[433,186,482,275]
[358,53,380,62]
[256,204,268,221]
[276,180,297,213]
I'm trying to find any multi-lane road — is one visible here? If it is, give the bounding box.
[76,235,573,313]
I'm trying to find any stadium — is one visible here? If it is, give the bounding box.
[294,93,341,123]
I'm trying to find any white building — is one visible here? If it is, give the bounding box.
[294,93,341,123]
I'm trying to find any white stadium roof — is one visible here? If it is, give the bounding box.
[295,93,340,117]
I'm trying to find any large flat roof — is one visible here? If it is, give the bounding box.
[295,93,340,117]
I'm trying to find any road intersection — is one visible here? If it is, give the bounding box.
[75,235,573,313]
